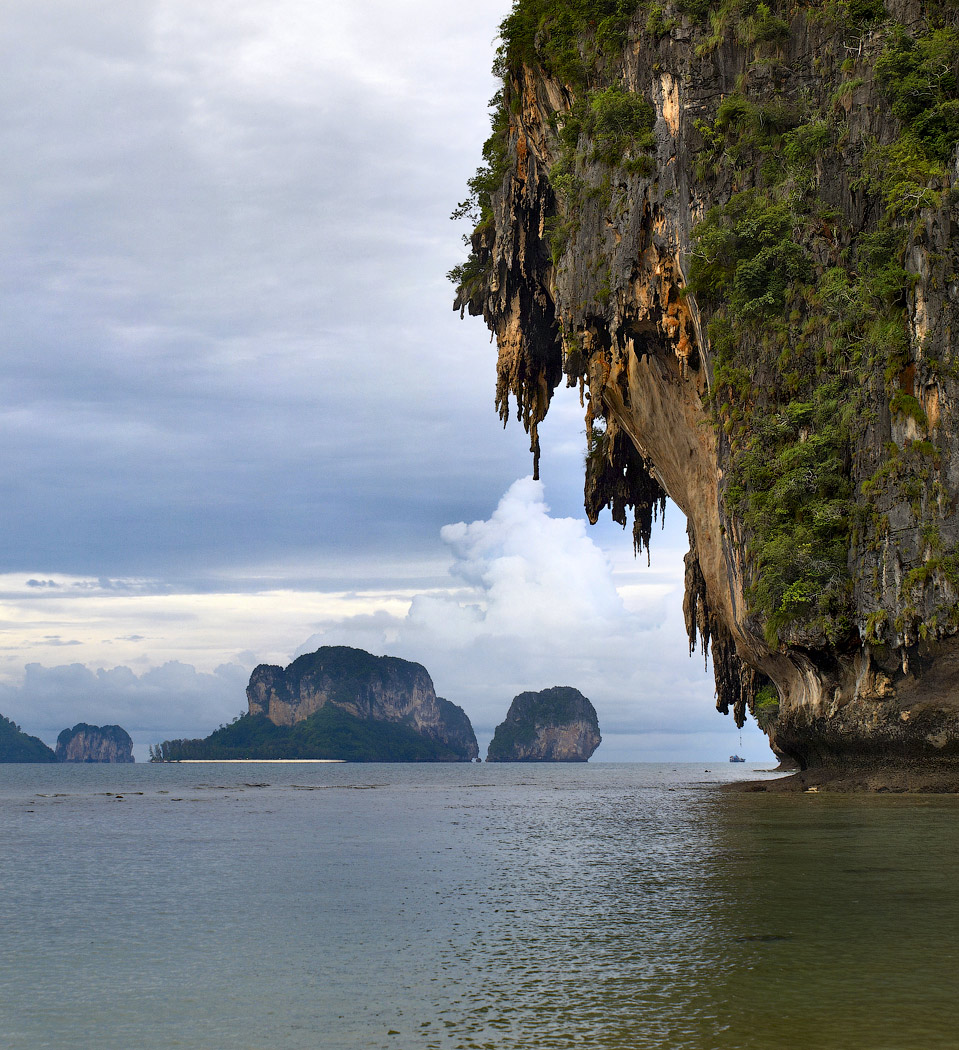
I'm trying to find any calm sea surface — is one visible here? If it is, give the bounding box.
[1,761,957,1050]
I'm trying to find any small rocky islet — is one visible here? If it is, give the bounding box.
[487,686,601,762]
[56,723,134,763]
[152,648,602,763]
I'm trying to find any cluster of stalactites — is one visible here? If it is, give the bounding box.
[489,192,564,479]
[684,544,758,727]
[712,634,759,728]
[585,418,666,563]
[457,55,669,551]
[493,297,563,480]
[684,547,711,661]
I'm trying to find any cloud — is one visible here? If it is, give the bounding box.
[296,478,732,754]
[0,5,772,761]
[0,0,531,577]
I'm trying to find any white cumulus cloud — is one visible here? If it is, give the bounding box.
[296,478,740,756]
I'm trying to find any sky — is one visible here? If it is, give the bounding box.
[0,0,770,761]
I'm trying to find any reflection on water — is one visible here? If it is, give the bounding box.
[698,794,959,1050]
[0,763,957,1049]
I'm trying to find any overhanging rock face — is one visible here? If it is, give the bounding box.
[455,0,959,775]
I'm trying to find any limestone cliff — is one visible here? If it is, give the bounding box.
[55,723,134,763]
[487,686,602,761]
[247,646,479,761]
[454,0,959,778]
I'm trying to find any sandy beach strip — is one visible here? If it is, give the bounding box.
[172,758,346,764]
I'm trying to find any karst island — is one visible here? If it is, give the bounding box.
[151,646,479,762]
[487,686,602,761]
[453,0,959,788]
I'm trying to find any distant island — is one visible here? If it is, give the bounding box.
[0,713,57,762]
[487,686,601,762]
[56,723,134,763]
[0,715,136,763]
[152,646,479,762]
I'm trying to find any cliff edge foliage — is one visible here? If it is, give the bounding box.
[454,0,959,773]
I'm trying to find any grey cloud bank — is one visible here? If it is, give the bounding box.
[2,0,532,575]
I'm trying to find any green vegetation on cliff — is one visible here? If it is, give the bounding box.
[259,646,433,713]
[496,0,638,85]
[454,0,959,660]
[684,15,959,646]
[0,713,56,762]
[151,707,472,763]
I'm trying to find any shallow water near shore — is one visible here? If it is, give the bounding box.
[1,761,957,1050]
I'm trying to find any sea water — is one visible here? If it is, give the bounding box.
[1,761,957,1050]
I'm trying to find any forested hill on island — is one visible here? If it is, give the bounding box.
[453,0,959,787]
[152,646,479,762]
[0,714,56,763]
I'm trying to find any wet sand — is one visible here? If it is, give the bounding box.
[728,763,959,793]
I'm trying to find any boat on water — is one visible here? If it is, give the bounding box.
[729,755,746,763]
